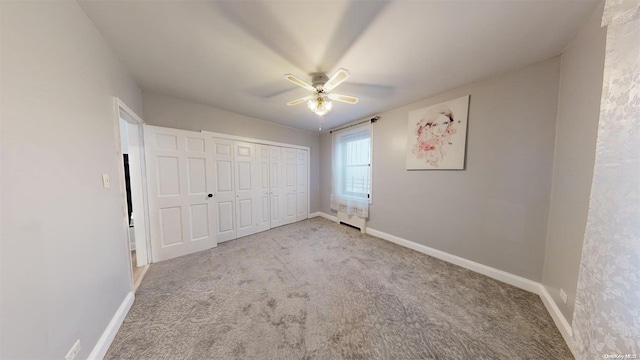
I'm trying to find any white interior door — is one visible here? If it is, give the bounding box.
[269,146,284,228]
[144,125,216,262]
[213,138,236,242]
[282,147,297,225]
[255,144,271,232]
[234,141,258,238]
[296,149,308,221]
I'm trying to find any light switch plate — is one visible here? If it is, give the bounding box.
[102,174,110,188]
[559,288,568,304]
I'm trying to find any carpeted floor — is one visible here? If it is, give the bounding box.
[106,218,573,359]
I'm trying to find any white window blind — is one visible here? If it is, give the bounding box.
[331,123,371,218]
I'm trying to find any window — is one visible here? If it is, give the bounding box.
[343,136,371,197]
[331,123,371,218]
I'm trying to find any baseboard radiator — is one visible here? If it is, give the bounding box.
[337,211,367,233]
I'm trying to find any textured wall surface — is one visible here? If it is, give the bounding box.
[572,0,640,357]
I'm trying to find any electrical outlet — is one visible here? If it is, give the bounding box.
[559,289,568,304]
[65,340,81,360]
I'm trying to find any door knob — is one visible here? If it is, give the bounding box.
[208,194,213,198]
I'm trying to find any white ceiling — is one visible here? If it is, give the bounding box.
[80,0,599,132]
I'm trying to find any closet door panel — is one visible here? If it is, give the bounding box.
[145,126,216,262]
[296,149,308,221]
[213,138,236,242]
[284,193,296,220]
[269,146,284,228]
[255,144,271,232]
[282,147,297,225]
[237,198,253,231]
[235,141,258,238]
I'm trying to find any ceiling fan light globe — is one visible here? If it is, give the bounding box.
[325,100,333,112]
[315,108,329,116]
[306,95,333,116]
[307,99,318,111]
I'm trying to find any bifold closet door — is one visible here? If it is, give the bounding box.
[234,141,258,238]
[144,126,216,262]
[145,126,311,258]
[281,147,297,225]
[296,149,308,221]
[213,138,236,242]
[269,146,284,228]
[255,144,271,233]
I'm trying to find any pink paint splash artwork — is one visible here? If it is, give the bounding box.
[406,95,469,170]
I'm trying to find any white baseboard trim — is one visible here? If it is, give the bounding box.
[309,212,337,222]
[88,291,134,360]
[133,265,150,291]
[539,285,576,357]
[365,226,541,293]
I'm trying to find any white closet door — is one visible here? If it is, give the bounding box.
[213,138,236,242]
[255,144,271,232]
[144,126,216,262]
[296,149,308,221]
[269,146,284,228]
[282,147,297,225]
[234,141,258,238]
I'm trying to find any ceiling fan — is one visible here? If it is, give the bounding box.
[284,68,359,118]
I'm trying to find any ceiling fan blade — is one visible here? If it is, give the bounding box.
[284,74,316,92]
[323,68,351,92]
[287,95,314,106]
[328,93,359,104]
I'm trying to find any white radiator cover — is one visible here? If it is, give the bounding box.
[337,211,367,233]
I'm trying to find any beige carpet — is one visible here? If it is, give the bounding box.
[106,218,572,359]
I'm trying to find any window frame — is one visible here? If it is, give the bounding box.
[341,145,370,198]
[337,127,372,203]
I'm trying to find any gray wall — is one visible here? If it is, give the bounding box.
[142,92,320,213]
[1,2,142,359]
[542,2,606,322]
[321,58,561,281]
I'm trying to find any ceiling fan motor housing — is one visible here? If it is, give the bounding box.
[311,73,329,90]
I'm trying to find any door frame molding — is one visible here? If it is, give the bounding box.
[112,97,150,292]
[201,130,311,222]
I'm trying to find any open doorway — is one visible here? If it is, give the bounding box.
[115,98,150,291]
